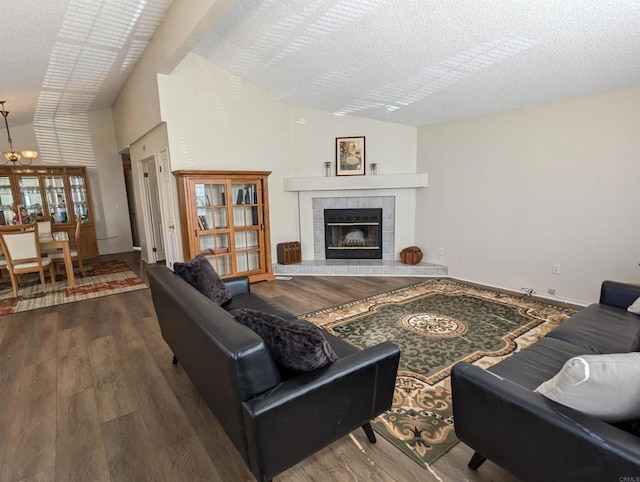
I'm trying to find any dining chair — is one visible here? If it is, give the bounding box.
[36,220,52,236]
[49,219,85,277]
[36,220,59,254]
[0,224,56,298]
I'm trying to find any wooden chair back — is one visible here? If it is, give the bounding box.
[74,219,83,254]
[37,220,52,236]
[0,224,42,265]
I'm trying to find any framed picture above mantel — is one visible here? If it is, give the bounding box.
[336,136,365,176]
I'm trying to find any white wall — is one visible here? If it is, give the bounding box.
[87,109,134,254]
[417,86,640,303]
[112,0,231,151]
[158,53,297,256]
[129,123,170,263]
[289,106,417,177]
[157,53,420,259]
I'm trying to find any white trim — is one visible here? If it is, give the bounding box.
[284,173,428,192]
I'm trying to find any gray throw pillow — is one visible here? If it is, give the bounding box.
[232,308,338,372]
[535,353,640,423]
[173,254,232,306]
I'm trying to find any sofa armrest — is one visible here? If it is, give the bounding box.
[451,362,640,480]
[224,276,250,296]
[241,342,400,481]
[600,280,640,309]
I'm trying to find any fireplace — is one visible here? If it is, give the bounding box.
[324,208,382,259]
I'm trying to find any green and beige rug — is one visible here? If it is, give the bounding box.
[302,279,577,468]
[0,259,147,315]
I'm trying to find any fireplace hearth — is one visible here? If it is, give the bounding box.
[324,208,382,259]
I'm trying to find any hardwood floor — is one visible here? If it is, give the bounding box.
[0,253,517,482]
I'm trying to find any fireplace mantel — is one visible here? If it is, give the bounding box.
[283,173,428,192]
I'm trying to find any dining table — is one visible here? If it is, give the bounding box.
[39,231,75,288]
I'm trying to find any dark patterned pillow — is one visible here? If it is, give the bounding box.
[232,308,338,372]
[174,254,232,306]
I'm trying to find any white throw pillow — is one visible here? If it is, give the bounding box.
[535,352,640,423]
[628,296,640,315]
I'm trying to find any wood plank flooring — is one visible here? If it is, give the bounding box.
[0,253,517,482]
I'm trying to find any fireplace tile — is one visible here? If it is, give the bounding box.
[384,217,395,231]
[324,197,336,209]
[346,197,359,208]
[272,260,447,278]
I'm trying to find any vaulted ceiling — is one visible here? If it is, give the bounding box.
[2,0,640,130]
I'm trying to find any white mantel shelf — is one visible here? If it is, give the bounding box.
[283,173,428,191]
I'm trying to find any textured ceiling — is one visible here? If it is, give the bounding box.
[1,0,639,132]
[0,0,173,127]
[195,0,640,126]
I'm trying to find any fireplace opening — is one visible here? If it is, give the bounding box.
[324,208,382,259]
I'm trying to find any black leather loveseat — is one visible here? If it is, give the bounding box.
[148,265,400,482]
[451,281,640,481]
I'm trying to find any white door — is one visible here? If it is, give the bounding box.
[142,158,166,262]
[156,149,179,268]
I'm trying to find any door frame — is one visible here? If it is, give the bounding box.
[139,156,165,263]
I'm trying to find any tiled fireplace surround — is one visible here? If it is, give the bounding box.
[273,187,448,277]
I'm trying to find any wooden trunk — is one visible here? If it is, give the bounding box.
[277,242,301,265]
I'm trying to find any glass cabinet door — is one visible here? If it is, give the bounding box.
[0,176,15,225]
[194,181,232,275]
[69,175,89,221]
[44,175,69,223]
[17,176,45,219]
[232,182,263,273]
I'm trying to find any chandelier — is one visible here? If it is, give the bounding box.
[0,101,38,166]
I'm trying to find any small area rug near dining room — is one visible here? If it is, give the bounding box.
[301,279,577,468]
[0,259,147,315]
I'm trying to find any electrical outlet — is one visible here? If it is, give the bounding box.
[437,247,444,256]
[552,264,560,275]
[548,288,556,295]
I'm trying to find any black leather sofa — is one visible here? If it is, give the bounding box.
[147,265,400,482]
[451,281,640,481]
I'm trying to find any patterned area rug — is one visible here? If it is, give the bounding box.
[0,260,147,314]
[302,279,577,468]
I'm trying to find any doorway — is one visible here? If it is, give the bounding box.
[122,155,140,248]
[141,156,166,262]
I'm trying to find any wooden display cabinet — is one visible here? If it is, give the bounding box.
[174,170,274,283]
[0,165,98,258]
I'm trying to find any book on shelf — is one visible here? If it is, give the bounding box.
[220,190,226,205]
[205,193,210,206]
[213,247,229,255]
[198,215,208,230]
[236,189,244,205]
